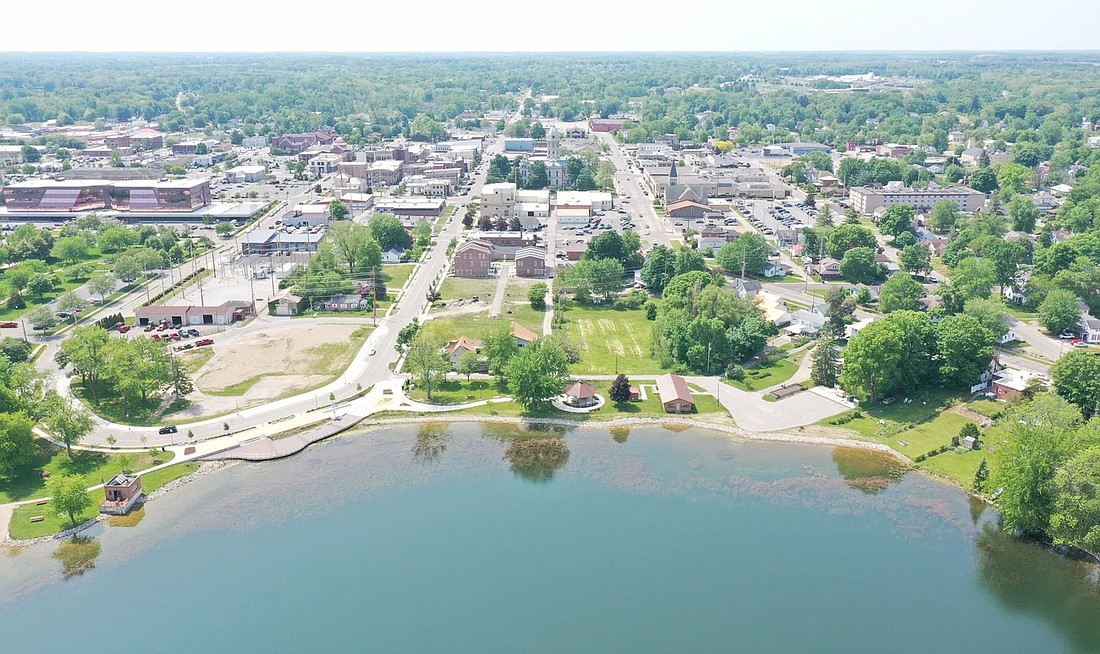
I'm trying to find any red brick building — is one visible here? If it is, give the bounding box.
[452,240,493,278]
[515,247,547,278]
[656,374,695,413]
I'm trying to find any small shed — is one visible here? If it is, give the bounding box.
[564,381,598,408]
[100,474,144,515]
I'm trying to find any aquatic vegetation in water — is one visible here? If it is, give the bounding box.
[53,537,101,578]
[504,438,570,484]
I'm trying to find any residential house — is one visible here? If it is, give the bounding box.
[452,240,493,278]
[761,261,787,278]
[811,257,842,279]
[382,248,405,264]
[274,294,303,317]
[446,336,483,369]
[845,317,878,339]
[512,321,538,347]
[991,368,1048,402]
[100,474,143,515]
[787,309,826,336]
[655,374,695,413]
[324,295,368,312]
[998,328,1019,345]
[1078,314,1100,344]
[515,247,547,278]
[733,278,763,298]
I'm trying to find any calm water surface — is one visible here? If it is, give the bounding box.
[2,423,1099,653]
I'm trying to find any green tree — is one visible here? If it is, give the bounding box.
[368,213,412,251]
[456,351,481,382]
[609,373,632,404]
[405,336,449,402]
[1008,195,1039,233]
[839,247,883,285]
[928,200,960,233]
[215,222,234,238]
[716,233,770,277]
[328,199,349,222]
[26,304,57,330]
[105,337,172,405]
[58,326,111,406]
[936,314,994,388]
[169,356,194,400]
[1049,447,1100,557]
[879,273,923,312]
[996,162,1031,194]
[1051,350,1100,417]
[0,411,36,478]
[565,258,624,303]
[878,204,914,240]
[944,164,965,183]
[992,395,1091,537]
[1038,288,1081,336]
[640,245,676,292]
[47,475,92,530]
[816,204,834,227]
[528,282,548,310]
[26,273,55,297]
[50,236,89,265]
[42,396,95,458]
[899,243,931,275]
[940,257,996,312]
[506,339,570,410]
[826,224,876,259]
[969,168,998,194]
[810,335,840,388]
[962,297,1009,342]
[327,221,381,275]
[973,458,990,494]
[482,322,519,380]
[111,251,144,282]
[87,272,117,300]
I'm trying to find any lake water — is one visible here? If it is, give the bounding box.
[2,423,1099,653]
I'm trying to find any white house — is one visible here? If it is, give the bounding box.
[998,328,1019,345]
[382,248,405,263]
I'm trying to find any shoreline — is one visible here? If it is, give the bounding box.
[4,415,906,547]
[2,461,230,549]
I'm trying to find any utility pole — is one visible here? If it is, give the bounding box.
[373,266,379,325]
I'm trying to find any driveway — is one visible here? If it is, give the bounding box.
[685,376,849,432]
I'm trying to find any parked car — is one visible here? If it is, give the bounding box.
[1059,332,1075,339]
[117,325,131,334]
[177,330,190,339]
[1073,341,1089,349]
[0,321,17,328]
[187,328,200,337]
[158,425,178,435]
[196,338,214,347]
[144,325,155,332]
[151,334,162,342]
[175,343,194,351]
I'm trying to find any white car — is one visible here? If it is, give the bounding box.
[1058,332,1075,339]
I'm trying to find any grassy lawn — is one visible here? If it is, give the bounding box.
[439,277,498,301]
[728,349,804,391]
[71,384,163,426]
[0,443,176,505]
[558,306,667,375]
[1001,304,1038,320]
[176,347,214,374]
[408,378,509,405]
[816,389,1014,487]
[382,263,415,289]
[8,461,198,540]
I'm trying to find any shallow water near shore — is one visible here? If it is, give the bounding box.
[1,423,1099,653]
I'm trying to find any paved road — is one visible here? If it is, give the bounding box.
[489,263,511,318]
[60,115,515,448]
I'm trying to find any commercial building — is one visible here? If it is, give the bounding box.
[227,165,267,183]
[588,118,628,132]
[373,197,444,219]
[849,182,986,214]
[515,247,548,278]
[135,301,253,327]
[240,229,324,255]
[2,179,210,213]
[308,153,343,176]
[480,182,518,221]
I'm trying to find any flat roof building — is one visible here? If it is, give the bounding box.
[2,178,210,213]
[849,182,986,214]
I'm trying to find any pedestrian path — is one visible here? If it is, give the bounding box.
[489,263,511,318]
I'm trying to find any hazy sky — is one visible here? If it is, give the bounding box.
[3,0,1097,52]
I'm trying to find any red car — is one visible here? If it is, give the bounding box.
[195,338,214,347]
[168,333,181,341]
[151,334,162,342]
[117,325,131,333]
[0,321,17,328]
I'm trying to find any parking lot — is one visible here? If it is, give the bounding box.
[551,205,640,264]
[738,199,818,237]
